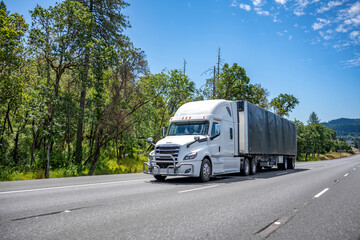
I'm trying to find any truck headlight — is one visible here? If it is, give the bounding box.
[184,152,198,160]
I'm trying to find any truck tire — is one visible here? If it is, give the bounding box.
[250,159,257,175]
[278,158,288,170]
[199,159,212,182]
[241,158,250,176]
[288,158,295,169]
[154,175,166,181]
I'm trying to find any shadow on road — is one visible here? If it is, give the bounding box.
[146,167,309,185]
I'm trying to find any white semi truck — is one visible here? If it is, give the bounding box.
[143,100,297,182]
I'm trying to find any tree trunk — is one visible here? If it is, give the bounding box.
[89,128,102,175]
[75,49,90,164]
[12,130,20,165]
[45,140,52,178]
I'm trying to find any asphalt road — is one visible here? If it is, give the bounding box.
[1,155,360,240]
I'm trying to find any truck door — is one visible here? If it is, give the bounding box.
[222,121,237,171]
[209,121,224,174]
[209,121,221,156]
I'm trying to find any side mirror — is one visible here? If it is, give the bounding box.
[194,136,200,141]
[162,127,166,138]
[147,137,155,146]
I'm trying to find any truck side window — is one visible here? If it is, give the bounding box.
[230,128,233,140]
[211,122,220,137]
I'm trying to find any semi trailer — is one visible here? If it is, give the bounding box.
[143,100,297,182]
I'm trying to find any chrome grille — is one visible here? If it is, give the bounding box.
[155,145,180,168]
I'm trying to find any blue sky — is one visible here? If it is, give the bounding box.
[4,0,360,123]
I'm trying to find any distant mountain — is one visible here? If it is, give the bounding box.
[321,118,360,139]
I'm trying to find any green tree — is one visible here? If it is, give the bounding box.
[202,63,269,107]
[0,1,28,165]
[29,0,93,177]
[308,111,320,125]
[270,93,299,117]
[74,0,131,165]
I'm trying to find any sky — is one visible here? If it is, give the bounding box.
[4,0,360,123]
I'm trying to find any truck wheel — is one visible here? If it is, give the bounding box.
[154,175,166,181]
[278,158,288,170]
[199,159,211,182]
[250,159,257,175]
[288,158,295,169]
[241,158,250,176]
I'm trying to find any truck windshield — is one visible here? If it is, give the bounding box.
[168,121,209,136]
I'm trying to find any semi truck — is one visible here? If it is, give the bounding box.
[143,100,297,182]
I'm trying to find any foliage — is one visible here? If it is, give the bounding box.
[270,93,299,117]
[321,118,360,139]
[308,111,320,124]
[295,119,352,161]
[202,62,270,108]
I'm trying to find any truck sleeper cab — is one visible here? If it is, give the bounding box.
[143,100,297,182]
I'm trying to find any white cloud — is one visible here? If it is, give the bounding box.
[288,35,293,40]
[252,0,262,7]
[231,0,239,7]
[255,8,270,16]
[277,32,284,36]
[294,10,305,16]
[312,18,331,30]
[350,31,359,38]
[336,24,348,32]
[317,1,343,13]
[275,0,287,5]
[239,3,251,11]
[319,31,332,40]
[342,55,360,67]
[347,1,360,16]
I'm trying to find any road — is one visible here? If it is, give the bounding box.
[1,155,360,240]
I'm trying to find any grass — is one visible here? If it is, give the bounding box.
[297,151,354,162]
[0,155,147,181]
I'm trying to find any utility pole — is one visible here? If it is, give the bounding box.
[213,66,216,98]
[183,59,187,75]
[217,48,221,81]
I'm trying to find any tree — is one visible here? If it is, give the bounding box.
[0,1,28,165]
[0,1,28,74]
[29,0,93,177]
[74,0,131,165]
[270,93,299,117]
[308,111,320,125]
[202,62,269,107]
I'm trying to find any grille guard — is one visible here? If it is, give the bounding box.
[143,154,194,176]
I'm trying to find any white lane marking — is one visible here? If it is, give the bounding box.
[344,173,349,177]
[274,222,281,225]
[178,184,219,193]
[275,172,287,176]
[314,188,329,198]
[0,178,148,195]
[353,168,356,170]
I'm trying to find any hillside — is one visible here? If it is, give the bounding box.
[321,118,360,139]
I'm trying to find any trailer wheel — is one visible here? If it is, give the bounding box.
[288,158,295,169]
[199,159,212,182]
[242,158,250,176]
[250,159,257,175]
[154,175,166,181]
[278,158,288,170]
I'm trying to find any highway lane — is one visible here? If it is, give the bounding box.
[1,155,359,239]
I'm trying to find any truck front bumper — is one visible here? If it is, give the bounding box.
[143,154,196,176]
